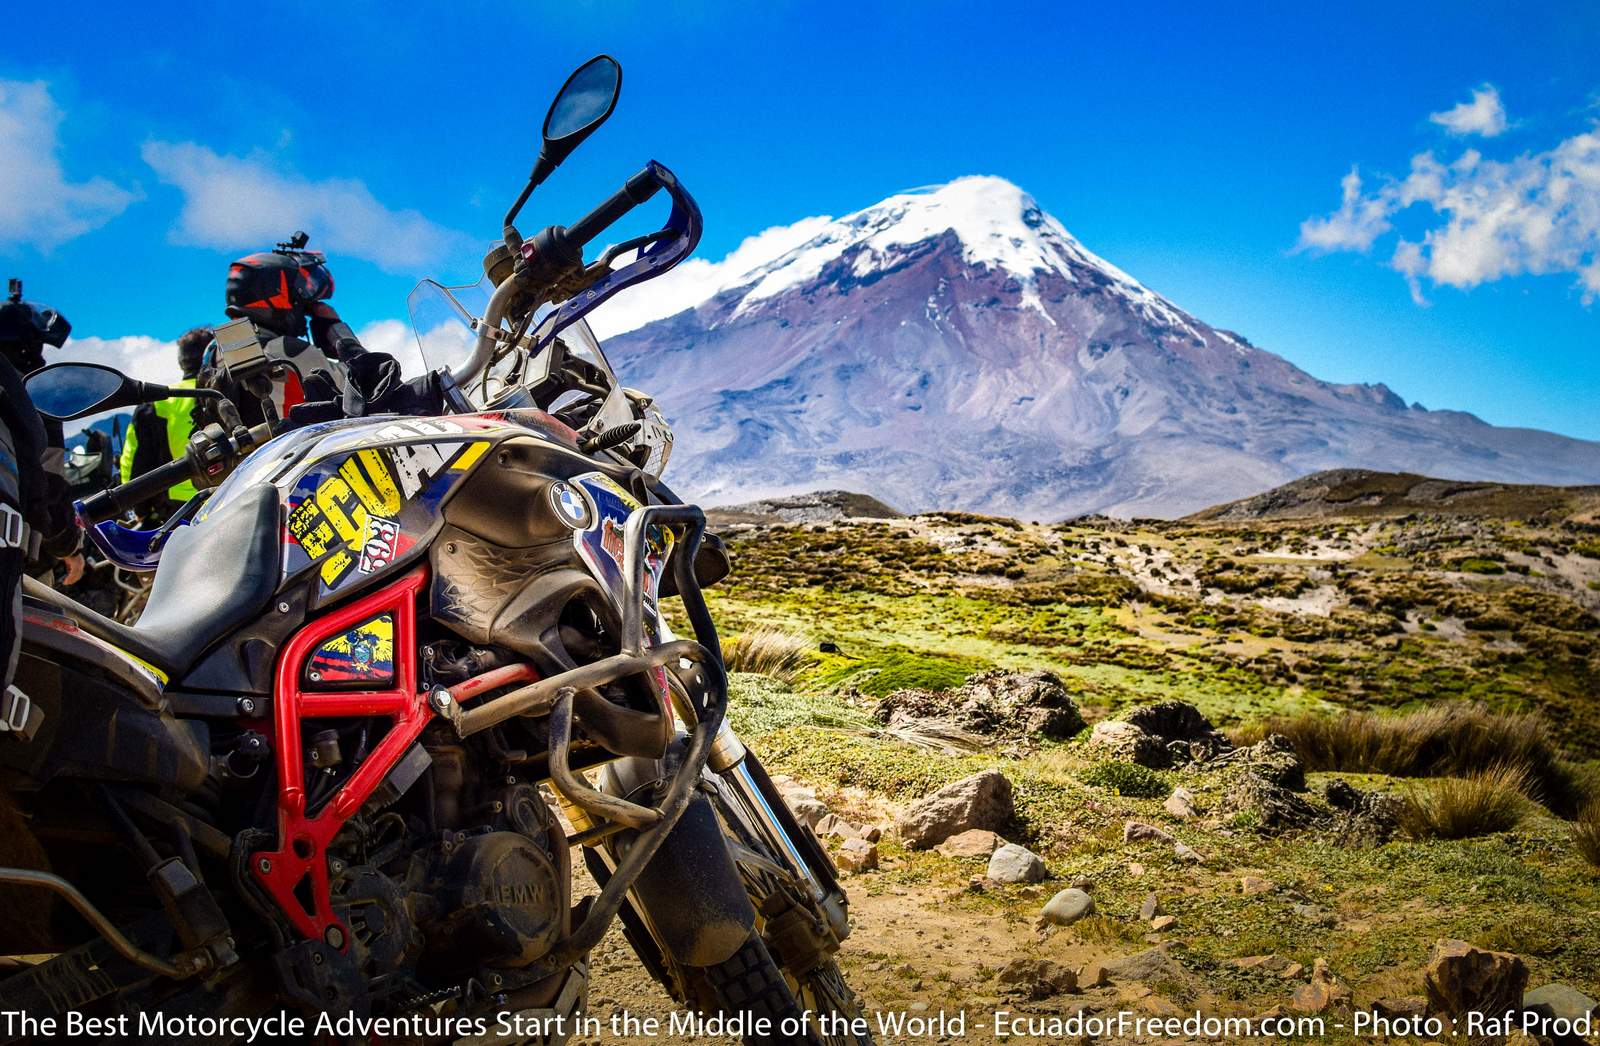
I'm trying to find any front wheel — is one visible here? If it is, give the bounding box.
[697,933,871,1046]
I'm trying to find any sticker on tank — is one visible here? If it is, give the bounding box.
[282,438,490,595]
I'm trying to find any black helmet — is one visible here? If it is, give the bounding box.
[224,233,334,338]
[0,279,71,366]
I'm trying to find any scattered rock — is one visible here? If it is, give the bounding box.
[1164,787,1198,819]
[814,813,861,840]
[861,824,883,843]
[1323,778,1405,846]
[1139,893,1162,921]
[996,958,1078,999]
[1370,997,1428,1021]
[1231,955,1300,977]
[1292,902,1335,928]
[937,828,1002,859]
[1041,888,1096,927]
[1240,876,1274,896]
[1424,939,1528,1031]
[1128,862,1146,877]
[1149,915,1178,932]
[987,842,1048,884]
[1089,720,1170,768]
[1220,767,1326,833]
[1105,944,1190,986]
[876,670,1084,742]
[1122,701,1233,763]
[1124,821,1176,845]
[1078,963,1108,988]
[1292,958,1352,1014]
[835,838,878,873]
[1210,733,1305,790]
[1524,982,1600,1021]
[1173,841,1203,863]
[897,769,1015,849]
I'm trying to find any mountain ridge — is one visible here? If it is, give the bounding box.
[609,176,1600,519]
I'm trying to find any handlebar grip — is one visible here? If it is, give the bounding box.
[79,456,200,525]
[566,168,662,249]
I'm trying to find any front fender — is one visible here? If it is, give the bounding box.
[594,738,755,968]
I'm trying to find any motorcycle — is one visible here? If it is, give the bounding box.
[0,56,868,1045]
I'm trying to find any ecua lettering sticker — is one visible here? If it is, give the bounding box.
[307,614,395,686]
[283,438,489,594]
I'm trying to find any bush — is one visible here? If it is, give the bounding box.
[723,627,814,683]
[814,647,990,697]
[1241,704,1588,816]
[1077,761,1170,799]
[1458,557,1506,575]
[1401,765,1529,840]
[1575,803,1600,870]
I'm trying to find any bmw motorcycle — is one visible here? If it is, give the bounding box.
[1,56,868,1045]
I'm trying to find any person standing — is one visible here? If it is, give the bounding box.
[0,280,82,586]
[119,326,211,518]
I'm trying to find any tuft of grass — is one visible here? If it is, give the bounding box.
[1401,765,1530,840]
[723,626,814,683]
[1241,704,1589,816]
[1574,803,1600,870]
[1077,761,1171,799]
[812,646,990,697]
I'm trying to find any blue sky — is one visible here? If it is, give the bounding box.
[4,0,1598,437]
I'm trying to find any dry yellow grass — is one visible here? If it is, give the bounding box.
[1401,764,1530,840]
[1574,803,1600,869]
[1241,704,1587,815]
[723,626,814,683]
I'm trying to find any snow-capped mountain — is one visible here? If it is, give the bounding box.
[602,176,1600,519]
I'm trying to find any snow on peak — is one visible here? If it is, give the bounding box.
[594,174,1198,339]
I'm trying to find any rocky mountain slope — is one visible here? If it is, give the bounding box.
[606,176,1600,519]
[1189,469,1600,523]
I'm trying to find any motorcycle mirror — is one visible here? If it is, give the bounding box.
[542,55,622,162]
[25,362,173,421]
[504,56,623,243]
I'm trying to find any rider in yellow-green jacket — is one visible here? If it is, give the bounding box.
[118,327,211,517]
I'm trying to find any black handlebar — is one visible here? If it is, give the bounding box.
[566,167,663,249]
[78,456,198,524]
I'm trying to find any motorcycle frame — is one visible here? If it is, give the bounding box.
[247,502,730,975]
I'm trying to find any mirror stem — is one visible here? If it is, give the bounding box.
[503,152,557,254]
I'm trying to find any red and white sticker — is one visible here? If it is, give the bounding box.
[358,516,401,574]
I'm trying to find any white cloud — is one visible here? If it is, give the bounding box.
[1429,85,1509,138]
[1299,97,1600,302]
[587,215,836,338]
[141,140,472,272]
[0,79,138,249]
[55,333,183,385]
[354,318,426,379]
[1296,167,1393,252]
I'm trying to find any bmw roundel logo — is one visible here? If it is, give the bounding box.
[549,481,592,529]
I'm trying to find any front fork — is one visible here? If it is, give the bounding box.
[581,717,850,969]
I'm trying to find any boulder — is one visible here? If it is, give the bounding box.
[896,769,1014,849]
[937,828,1003,859]
[1524,983,1599,1045]
[1088,720,1169,768]
[876,670,1084,742]
[1424,939,1528,1031]
[814,813,861,840]
[987,843,1048,884]
[1149,915,1178,932]
[1323,778,1405,846]
[1105,944,1189,986]
[1124,821,1176,845]
[1220,769,1326,833]
[1164,786,1198,819]
[1211,733,1305,790]
[1040,888,1095,927]
[1240,876,1274,896]
[1139,893,1161,921]
[996,958,1078,999]
[1370,997,1427,1021]
[835,838,879,873]
[1078,962,1108,988]
[1292,958,1352,1014]
[1122,701,1233,763]
[1231,955,1299,977]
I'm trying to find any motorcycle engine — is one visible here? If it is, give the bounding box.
[324,747,570,1003]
